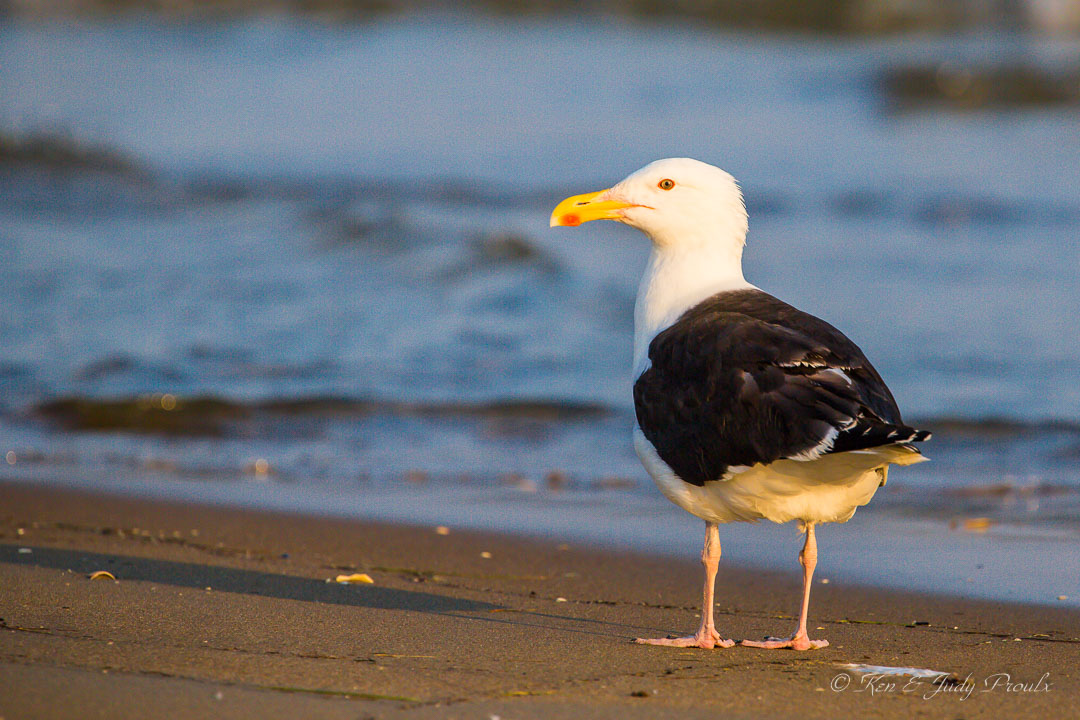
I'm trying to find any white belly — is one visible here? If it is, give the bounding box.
[633,426,924,525]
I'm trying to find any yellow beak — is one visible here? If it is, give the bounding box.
[549,189,635,227]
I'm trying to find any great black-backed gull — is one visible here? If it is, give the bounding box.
[550,158,929,651]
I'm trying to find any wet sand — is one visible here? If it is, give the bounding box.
[1,481,1076,718]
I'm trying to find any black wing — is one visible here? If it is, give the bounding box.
[633,290,929,486]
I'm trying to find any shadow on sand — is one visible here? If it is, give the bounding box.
[0,543,500,614]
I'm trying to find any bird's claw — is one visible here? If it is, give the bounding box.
[741,631,828,651]
[635,629,734,649]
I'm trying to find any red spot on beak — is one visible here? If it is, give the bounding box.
[561,214,581,226]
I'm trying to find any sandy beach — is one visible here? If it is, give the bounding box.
[1,480,1076,718]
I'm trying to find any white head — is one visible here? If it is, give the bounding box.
[550,158,749,252]
[552,158,754,374]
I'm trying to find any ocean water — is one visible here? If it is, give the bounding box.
[2,18,1079,605]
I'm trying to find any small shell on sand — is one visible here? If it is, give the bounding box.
[334,573,374,584]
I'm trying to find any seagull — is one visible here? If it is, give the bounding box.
[550,158,929,651]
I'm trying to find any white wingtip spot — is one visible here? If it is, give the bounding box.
[788,426,840,462]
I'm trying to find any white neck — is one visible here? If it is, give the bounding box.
[632,241,752,378]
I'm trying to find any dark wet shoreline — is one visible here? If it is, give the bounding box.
[19,391,1080,437]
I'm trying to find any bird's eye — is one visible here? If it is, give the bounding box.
[658,179,675,191]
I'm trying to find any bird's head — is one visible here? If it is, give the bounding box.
[550,158,748,250]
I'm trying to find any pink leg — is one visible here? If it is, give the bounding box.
[636,522,734,649]
[741,522,829,651]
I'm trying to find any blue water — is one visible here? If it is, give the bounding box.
[2,17,1079,605]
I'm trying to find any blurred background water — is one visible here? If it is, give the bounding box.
[2,5,1079,604]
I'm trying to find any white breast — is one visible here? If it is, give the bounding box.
[632,244,753,378]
